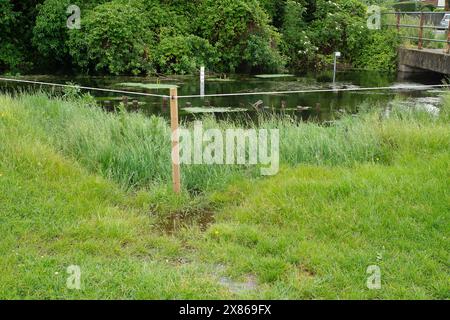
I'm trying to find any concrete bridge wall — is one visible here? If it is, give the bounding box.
[398,47,450,75]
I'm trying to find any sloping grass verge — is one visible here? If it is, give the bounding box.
[0,92,448,299]
[0,92,387,192]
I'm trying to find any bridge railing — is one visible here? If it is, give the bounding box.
[382,11,450,54]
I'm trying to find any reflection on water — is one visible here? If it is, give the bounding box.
[0,70,446,121]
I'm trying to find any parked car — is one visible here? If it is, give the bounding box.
[438,14,450,30]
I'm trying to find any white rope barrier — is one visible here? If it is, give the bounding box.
[0,77,448,100]
[176,84,449,99]
[0,77,170,98]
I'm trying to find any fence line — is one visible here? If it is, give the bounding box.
[176,84,449,99]
[382,10,450,53]
[382,11,450,15]
[1,76,448,194]
[0,77,170,98]
[0,77,448,100]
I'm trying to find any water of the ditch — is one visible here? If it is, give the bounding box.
[0,70,446,121]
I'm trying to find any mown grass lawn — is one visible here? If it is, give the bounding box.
[0,93,448,299]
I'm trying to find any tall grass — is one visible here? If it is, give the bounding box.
[0,91,446,192]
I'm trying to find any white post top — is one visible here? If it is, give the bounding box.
[200,66,205,97]
[200,66,205,81]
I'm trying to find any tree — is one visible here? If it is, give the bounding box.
[1,0,400,74]
[32,0,72,65]
[0,0,19,71]
[0,0,44,72]
[259,0,287,27]
[154,35,218,74]
[67,0,154,75]
[196,0,285,73]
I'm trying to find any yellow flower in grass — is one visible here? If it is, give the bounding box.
[0,112,10,119]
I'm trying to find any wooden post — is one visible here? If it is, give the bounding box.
[122,96,128,108]
[418,12,424,50]
[132,99,139,110]
[446,0,449,11]
[396,12,400,33]
[104,100,111,111]
[170,88,181,194]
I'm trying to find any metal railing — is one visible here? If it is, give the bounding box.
[382,11,450,53]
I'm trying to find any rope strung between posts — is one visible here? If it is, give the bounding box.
[1,76,447,195]
[0,77,448,99]
[176,84,450,99]
[0,77,170,98]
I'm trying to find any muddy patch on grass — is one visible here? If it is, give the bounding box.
[296,264,316,279]
[157,209,215,235]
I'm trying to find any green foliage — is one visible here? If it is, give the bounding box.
[392,1,418,11]
[281,1,316,70]
[67,0,154,75]
[142,0,192,40]
[32,0,110,67]
[0,0,17,39]
[352,29,400,71]
[306,0,366,55]
[196,0,286,73]
[282,0,370,71]
[32,0,71,64]
[392,0,436,11]
[1,0,401,74]
[0,0,29,72]
[154,35,218,74]
[243,33,286,73]
[62,81,82,99]
[259,0,287,27]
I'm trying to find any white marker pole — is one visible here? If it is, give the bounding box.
[333,52,341,88]
[200,66,205,97]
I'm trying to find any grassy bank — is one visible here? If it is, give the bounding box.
[0,92,386,192]
[0,92,448,299]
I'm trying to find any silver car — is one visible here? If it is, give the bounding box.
[439,14,450,30]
